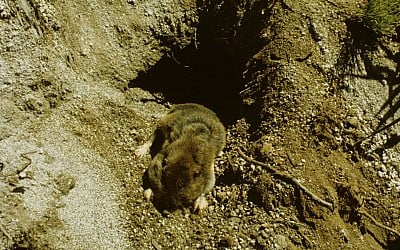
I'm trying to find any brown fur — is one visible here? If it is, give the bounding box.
[141,103,225,211]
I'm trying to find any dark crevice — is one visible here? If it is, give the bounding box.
[129,42,244,126]
[129,0,274,126]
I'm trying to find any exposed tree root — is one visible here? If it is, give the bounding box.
[358,207,400,237]
[237,148,400,239]
[237,148,334,211]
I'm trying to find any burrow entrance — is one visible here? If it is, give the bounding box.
[128,1,271,125]
[129,42,244,126]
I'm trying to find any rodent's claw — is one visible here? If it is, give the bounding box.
[193,195,208,213]
[143,188,153,201]
[135,142,151,158]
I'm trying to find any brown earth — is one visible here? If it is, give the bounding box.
[0,0,400,249]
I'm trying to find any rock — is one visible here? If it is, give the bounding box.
[347,117,359,128]
[273,235,288,249]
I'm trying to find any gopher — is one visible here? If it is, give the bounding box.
[136,103,226,212]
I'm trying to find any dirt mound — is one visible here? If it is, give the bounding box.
[0,0,399,249]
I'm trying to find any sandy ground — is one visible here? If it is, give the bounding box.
[1,0,400,249]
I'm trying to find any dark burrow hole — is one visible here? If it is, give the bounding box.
[128,42,244,126]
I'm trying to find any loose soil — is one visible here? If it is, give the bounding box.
[0,0,399,249]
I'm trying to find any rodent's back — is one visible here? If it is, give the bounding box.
[159,104,226,154]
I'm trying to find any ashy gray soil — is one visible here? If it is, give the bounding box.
[1,0,400,249]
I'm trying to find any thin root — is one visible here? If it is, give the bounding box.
[237,148,334,211]
[16,151,36,175]
[358,208,400,237]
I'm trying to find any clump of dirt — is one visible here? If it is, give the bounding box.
[1,0,400,249]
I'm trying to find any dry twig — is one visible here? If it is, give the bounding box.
[358,208,400,237]
[237,148,334,211]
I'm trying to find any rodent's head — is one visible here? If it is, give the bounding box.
[161,137,214,207]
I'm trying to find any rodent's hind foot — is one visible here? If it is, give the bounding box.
[143,188,153,201]
[193,194,208,213]
[135,141,152,158]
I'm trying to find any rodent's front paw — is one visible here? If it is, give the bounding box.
[135,142,151,158]
[143,188,153,201]
[193,195,208,213]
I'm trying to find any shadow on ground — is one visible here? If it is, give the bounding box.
[129,43,243,126]
[337,19,400,137]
